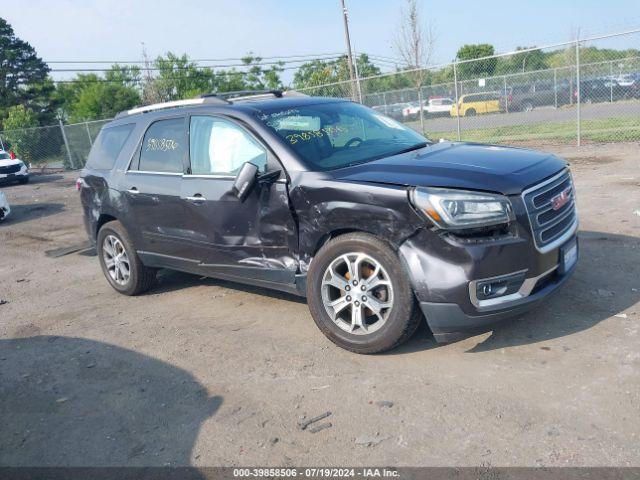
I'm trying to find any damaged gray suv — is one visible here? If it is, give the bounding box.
[79,91,578,353]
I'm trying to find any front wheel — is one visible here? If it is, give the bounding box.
[97,220,157,296]
[306,233,421,354]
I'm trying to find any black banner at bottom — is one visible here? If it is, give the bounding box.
[0,467,639,480]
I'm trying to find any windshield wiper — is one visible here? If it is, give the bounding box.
[391,142,430,156]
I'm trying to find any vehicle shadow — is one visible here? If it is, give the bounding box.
[0,335,222,468]
[0,174,64,187]
[29,174,66,184]
[151,269,307,304]
[0,203,65,226]
[386,230,640,355]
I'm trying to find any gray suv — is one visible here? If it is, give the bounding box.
[79,91,578,353]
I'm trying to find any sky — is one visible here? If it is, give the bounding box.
[1,0,639,84]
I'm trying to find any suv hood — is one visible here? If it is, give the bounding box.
[0,159,24,168]
[332,142,567,195]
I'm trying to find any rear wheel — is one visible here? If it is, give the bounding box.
[307,233,421,354]
[97,220,157,296]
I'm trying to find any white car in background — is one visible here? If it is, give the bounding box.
[0,150,29,184]
[0,190,10,221]
[402,97,455,120]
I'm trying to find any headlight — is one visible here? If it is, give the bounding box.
[410,187,514,230]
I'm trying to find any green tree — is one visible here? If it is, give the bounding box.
[292,54,382,94]
[495,47,549,75]
[56,66,141,122]
[154,52,213,100]
[71,82,140,121]
[456,44,497,79]
[0,17,57,127]
[2,105,38,163]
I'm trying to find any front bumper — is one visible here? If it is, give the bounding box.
[0,168,29,182]
[399,224,578,343]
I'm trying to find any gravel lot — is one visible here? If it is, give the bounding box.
[0,143,639,467]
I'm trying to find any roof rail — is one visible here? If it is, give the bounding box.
[201,89,309,102]
[115,89,309,118]
[116,96,229,118]
[205,90,283,101]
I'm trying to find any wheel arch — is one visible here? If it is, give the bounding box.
[312,228,402,257]
[96,213,118,239]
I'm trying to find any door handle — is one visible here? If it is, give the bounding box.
[186,194,206,204]
[127,187,139,194]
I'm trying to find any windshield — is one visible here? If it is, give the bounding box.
[0,152,10,160]
[256,101,429,171]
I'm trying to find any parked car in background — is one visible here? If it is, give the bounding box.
[501,81,572,112]
[450,92,502,117]
[0,150,29,184]
[372,102,411,121]
[575,77,639,103]
[0,190,10,221]
[403,97,455,120]
[402,100,424,120]
[614,74,636,87]
[425,97,455,116]
[79,91,578,353]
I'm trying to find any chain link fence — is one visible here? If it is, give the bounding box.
[1,30,638,170]
[300,30,640,147]
[0,119,111,171]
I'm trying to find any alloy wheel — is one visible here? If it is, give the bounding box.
[320,252,394,335]
[102,234,131,286]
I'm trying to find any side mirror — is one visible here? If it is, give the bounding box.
[232,162,259,202]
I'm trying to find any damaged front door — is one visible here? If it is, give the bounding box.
[180,115,298,286]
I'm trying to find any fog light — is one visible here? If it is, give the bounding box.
[474,271,527,302]
[477,280,508,300]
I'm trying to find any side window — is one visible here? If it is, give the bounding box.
[189,116,267,175]
[86,123,134,170]
[138,118,186,173]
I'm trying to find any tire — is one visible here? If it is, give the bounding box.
[18,176,29,184]
[96,220,157,296]
[465,108,476,117]
[306,232,421,354]
[522,100,534,112]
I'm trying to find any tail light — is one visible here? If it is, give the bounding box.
[76,178,87,191]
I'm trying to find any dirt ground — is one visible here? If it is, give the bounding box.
[0,143,638,467]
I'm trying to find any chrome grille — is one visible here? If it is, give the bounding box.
[522,170,578,252]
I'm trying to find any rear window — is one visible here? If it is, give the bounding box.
[138,118,186,173]
[86,124,134,170]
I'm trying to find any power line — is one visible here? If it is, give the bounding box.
[43,63,319,85]
[44,52,347,64]
[44,56,345,73]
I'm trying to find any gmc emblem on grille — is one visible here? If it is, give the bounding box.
[551,188,571,211]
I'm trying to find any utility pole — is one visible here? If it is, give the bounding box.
[575,30,581,147]
[339,0,358,101]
